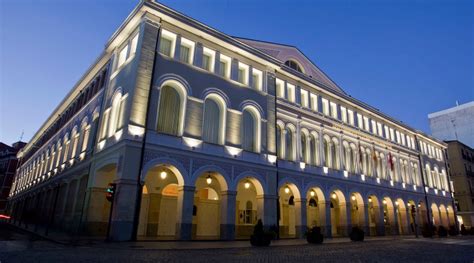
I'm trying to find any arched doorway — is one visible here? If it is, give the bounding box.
[86,163,117,236]
[192,171,228,240]
[137,164,184,240]
[439,205,448,228]
[330,190,347,237]
[349,192,365,229]
[431,203,441,227]
[447,205,455,227]
[306,187,325,229]
[395,198,408,234]
[367,195,381,236]
[279,183,300,238]
[382,197,395,235]
[407,200,417,234]
[235,177,264,239]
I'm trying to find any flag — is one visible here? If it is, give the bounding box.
[388,152,394,171]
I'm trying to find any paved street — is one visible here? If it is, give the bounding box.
[1,224,473,263]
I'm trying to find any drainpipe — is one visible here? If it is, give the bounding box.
[415,135,432,234]
[131,22,161,241]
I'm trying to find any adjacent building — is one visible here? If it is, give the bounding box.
[8,0,455,241]
[429,101,474,149]
[445,140,474,228]
[0,141,26,213]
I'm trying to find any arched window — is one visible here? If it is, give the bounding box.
[157,85,182,136]
[312,134,320,166]
[286,127,295,161]
[108,92,123,137]
[203,96,225,145]
[285,60,303,73]
[425,164,432,187]
[301,133,310,163]
[277,125,283,158]
[332,139,339,170]
[242,107,260,153]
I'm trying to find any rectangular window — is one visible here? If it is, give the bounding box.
[117,45,128,68]
[340,106,347,123]
[377,122,383,137]
[238,62,249,85]
[348,110,354,125]
[287,83,296,102]
[100,110,110,140]
[117,96,127,130]
[371,120,377,134]
[202,47,215,72]
[300,89,309,107]
[363,116,370,131]
[310,93,318,111]
[401,132,406,145]
[219,54,231,78]
[159,29,176,57]
[276,78,285,98]
[384,125,389,139]
[179,37,194,64]
[407,136,412,148]
[130,33,139,57]
[357,113,363,129]
[322,98,329,115]
[390,128,395,142]
[330,102,338,119]
[252,68,263,90]
[396,130,400,144]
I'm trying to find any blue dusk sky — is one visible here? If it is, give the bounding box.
[1,0,473,145]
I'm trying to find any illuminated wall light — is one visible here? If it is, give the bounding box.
[160,171,167,179]
[183,137,202,148]
[267,154,277,164]
[402,183,406,189]
[442,191,446,196]
[79,152,86,160]
[407,203,411,207]
[343,170,348,178]
[425,187,429,192]
[390,180,394,187]
[284,186,290,194]
[368,197,372,203]
[361,174,365,181]
[128,124,145,137]
[310,190,315,197]
[417,203,421,208]
[413,185,417,191]
[434,189,438,195]
[351,195,356,201]
[206,175,212,185]
[395,201,399,206]
[331,193,337,199]
[299,162,306,170]
[376,178,380,184]
[114,129,123,141]
[54,168,58,174]
[226,146,242,157]
[61,164,66,170]
[69,159,75,165]
[244,181,250,189]
[323,166,328,174]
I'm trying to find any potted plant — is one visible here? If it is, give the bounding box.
[438,226,448,237]
[250,219,272,247]
[306,226,324,244]
[349,226,364,241]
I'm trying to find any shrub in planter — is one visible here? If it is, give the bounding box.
[349,226,365,241]
[306,226,324,244]
[438,226,448,237]
[460,224,468,235]
[421,223,433,238]
[250,219,272,247]
[448,225,459,236]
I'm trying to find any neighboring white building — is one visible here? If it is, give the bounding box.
[429,101,474,148]
[8,1,455,241]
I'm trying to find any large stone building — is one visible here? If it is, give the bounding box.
[445,140,474,228]
[8,1,455,241]
[0,141,26,214]
[429,101,474,149]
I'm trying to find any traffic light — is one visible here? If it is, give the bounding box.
[106,183,116,202]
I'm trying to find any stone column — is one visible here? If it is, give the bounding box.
[109,179,138,241]
[257,194,277,227]
[338,133,344,170]
[376,205,385,236]
[318,129,324,166]
[321,200,332,238]
[343,202,352,237]
[295,198,307,239]
[220,190,237,240]
[363,204,370,236]
[176,185,195,240]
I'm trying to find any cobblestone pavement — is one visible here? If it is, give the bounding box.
[1,225,473,263]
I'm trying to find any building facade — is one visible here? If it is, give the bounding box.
[0,141,26,213]
[8,1,456,241]
[429,101,474,149]
[445,140,474,228]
